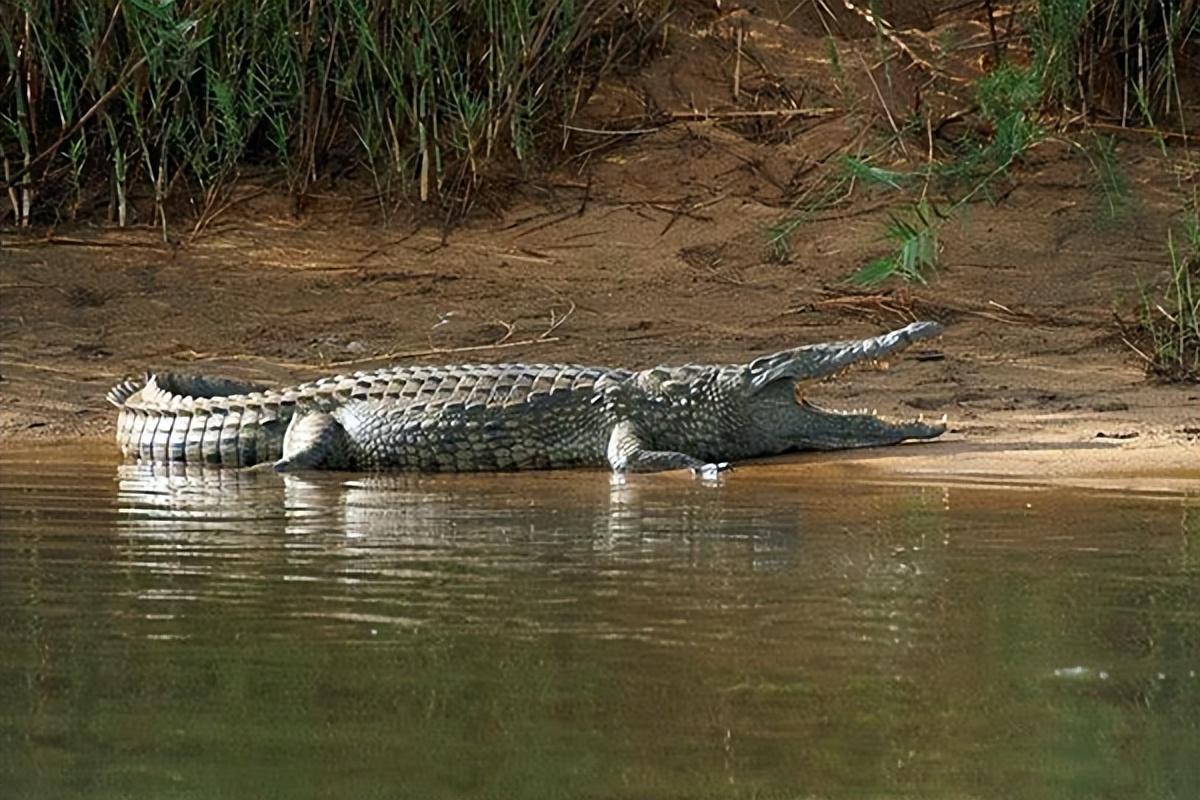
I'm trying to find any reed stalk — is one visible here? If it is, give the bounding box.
[0,0,666,226]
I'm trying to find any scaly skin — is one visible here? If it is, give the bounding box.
[108,321,947,473]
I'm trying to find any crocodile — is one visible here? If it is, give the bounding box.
[107,321,946,474]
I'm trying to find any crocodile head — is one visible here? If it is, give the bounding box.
[741,321,946,452]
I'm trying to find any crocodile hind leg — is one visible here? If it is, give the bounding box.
[273,411,355,471]
[606,421,729,476]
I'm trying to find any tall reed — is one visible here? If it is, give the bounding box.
[1032,0,1198,127]
[1128,208,1200,382]
[1,0,666,229]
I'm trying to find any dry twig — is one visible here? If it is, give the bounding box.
[663,107,838,121]
[174,303,577,371]
[839,1,939,74]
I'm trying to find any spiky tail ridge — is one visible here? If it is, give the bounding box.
[106,375,147,408]
[109,373,286,467]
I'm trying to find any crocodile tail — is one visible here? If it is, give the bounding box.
[107,375,148,408]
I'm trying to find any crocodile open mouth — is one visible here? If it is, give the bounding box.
[779,321,947,441]
[798,395,947,425]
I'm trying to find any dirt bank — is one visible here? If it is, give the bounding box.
[1,3,1196,481]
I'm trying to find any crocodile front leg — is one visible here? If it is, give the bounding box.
[606,420,729,476]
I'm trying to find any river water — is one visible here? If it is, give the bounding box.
[1,446,1198,799]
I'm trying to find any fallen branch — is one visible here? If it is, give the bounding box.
[0,359,122,379]
[791,293,917,323]
[0,282,65,293]
[663,107,839,121]
[562,124,662,136]
[174,303,577,372]
[561,107,839,140]
[1085,121,1192,143]
[0,234,169,249]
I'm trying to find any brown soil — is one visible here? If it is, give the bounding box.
[1,3,1197,482]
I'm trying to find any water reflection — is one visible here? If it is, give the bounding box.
[1,453,1198,799]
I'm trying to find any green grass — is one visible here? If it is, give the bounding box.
[840,155,912,191]
[1128,210,1200,382]
[851,201,942,286]
[1,0,667,230]
[771,1,1196,287]
[804,62,1044,284]
[1077,132,1135,220]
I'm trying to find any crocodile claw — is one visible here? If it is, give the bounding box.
[692,462,732,480]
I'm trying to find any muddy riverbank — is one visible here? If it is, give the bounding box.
[1,2,1196,480]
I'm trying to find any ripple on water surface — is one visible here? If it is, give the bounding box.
[1,447,1198,799]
